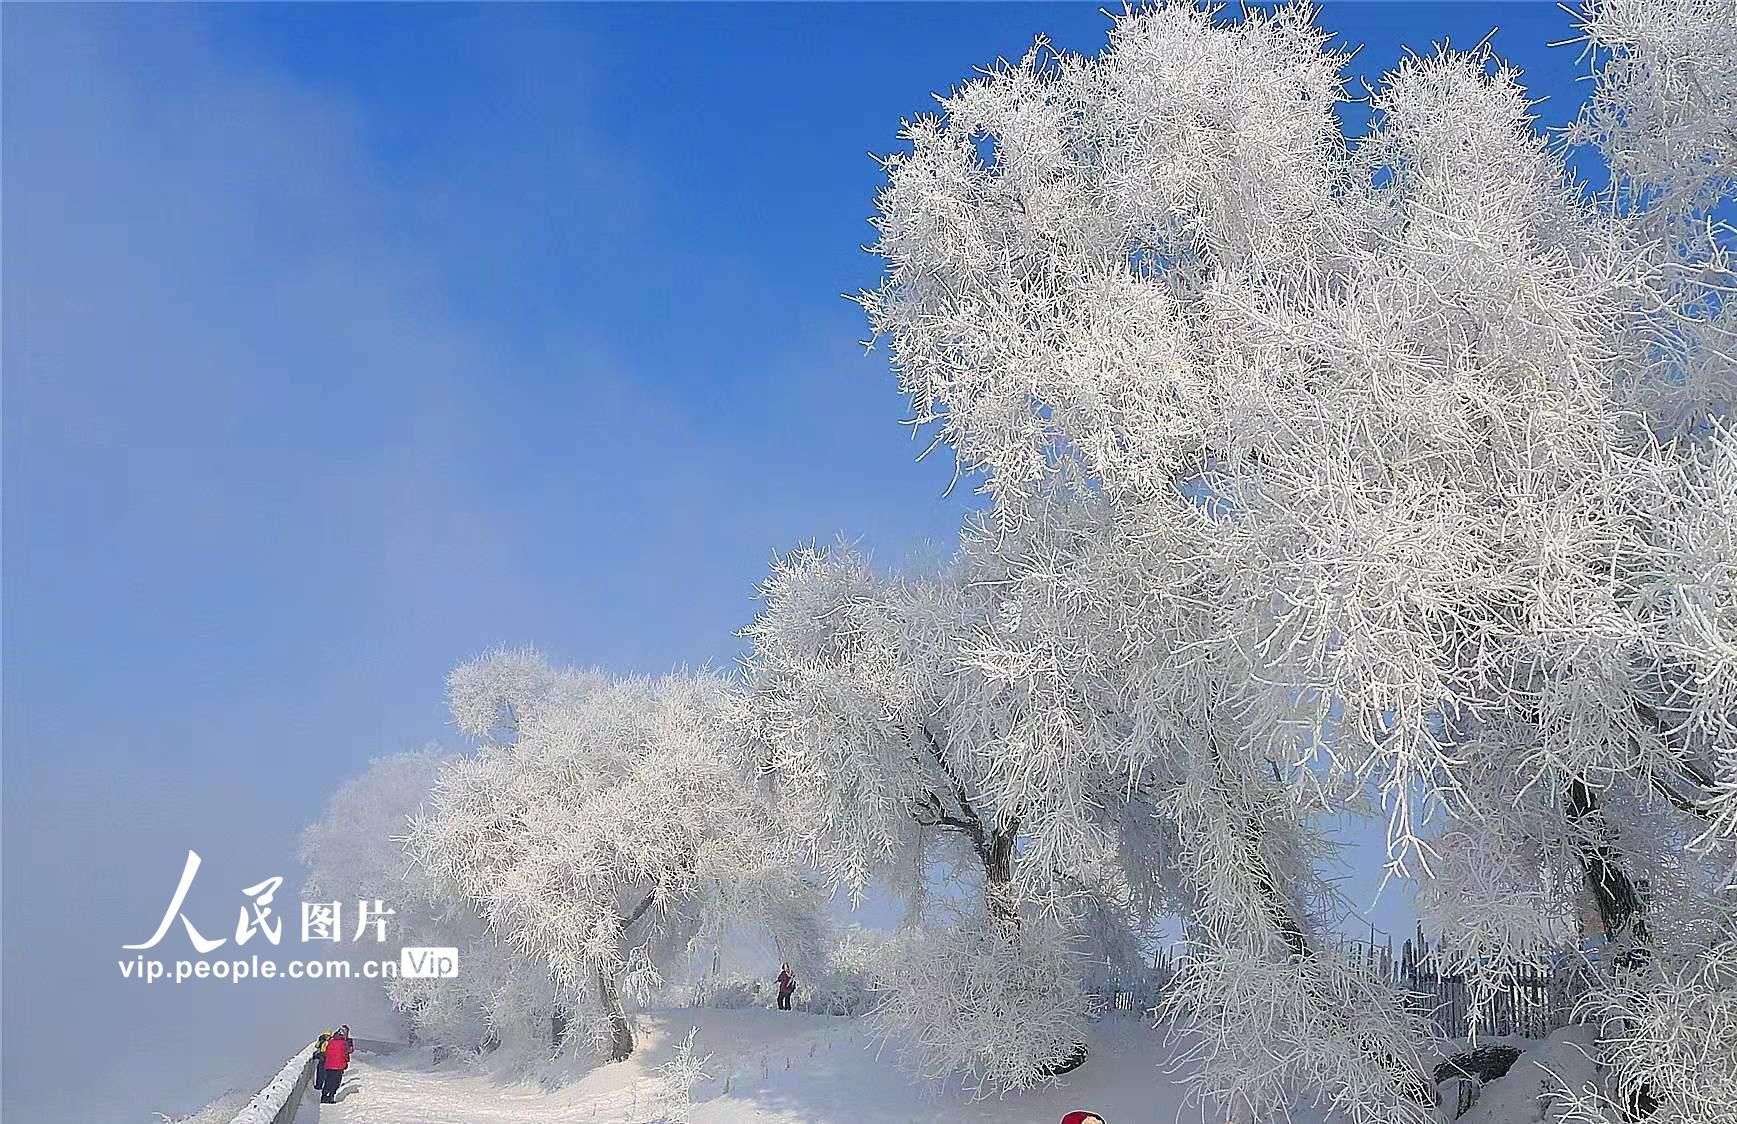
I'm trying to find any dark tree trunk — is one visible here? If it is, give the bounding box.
[1566,779,1650,951]
[983,825,1019,925]
[598,969,634,1061]
[1566,777,1656,1120]
[592,889,658,1063]
[911,725,1086,1073]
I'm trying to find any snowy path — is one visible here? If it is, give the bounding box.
[288,1009,1250,1124]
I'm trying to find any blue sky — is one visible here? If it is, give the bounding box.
[4,3,1598,1120]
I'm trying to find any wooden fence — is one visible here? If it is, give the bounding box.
[1358,924,1587,1041]
[1091,928,1587,1042]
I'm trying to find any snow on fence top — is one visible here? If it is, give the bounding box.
[225,1042,317,1124]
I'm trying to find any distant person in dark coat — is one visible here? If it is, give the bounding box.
[313,1029,333,1093]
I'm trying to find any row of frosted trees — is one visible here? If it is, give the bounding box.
[301,2,1736,1121]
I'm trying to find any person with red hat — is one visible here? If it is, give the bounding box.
[1060,1113,1105,1124]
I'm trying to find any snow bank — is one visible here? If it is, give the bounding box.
[220,1043,317,1124]
[1456,1026,1602,1124]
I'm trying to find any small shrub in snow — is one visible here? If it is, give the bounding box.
[691,929,891,1017]
[638,1028,713,1124]
[798,973,873,1018]
[796,926,895,1017]
[870,916,1101,1097]
[692,975,770,1011]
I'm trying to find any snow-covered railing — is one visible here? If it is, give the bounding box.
[224,1042,317,1124]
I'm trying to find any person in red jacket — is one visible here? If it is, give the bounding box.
[320,1025,352,1102]
[775,963,795,1011]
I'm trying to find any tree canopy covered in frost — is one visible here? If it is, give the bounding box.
[846,0,1736,1118]
[408,650,826,1061]
[301,654,826,1065]
[302,748,452,915]
[300,749,562,1053]
[739,530,1200,1086]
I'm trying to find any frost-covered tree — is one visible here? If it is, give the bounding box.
[856,1,1735,1119]
[301,748,451,918]
[299,748,563,1055]
[408,650,825,1062]
[739,544,1021,919]
[739,530,1203,1087]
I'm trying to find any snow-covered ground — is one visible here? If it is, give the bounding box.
[1452,1027,1602,1124]
[292,1009,1270,1124]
